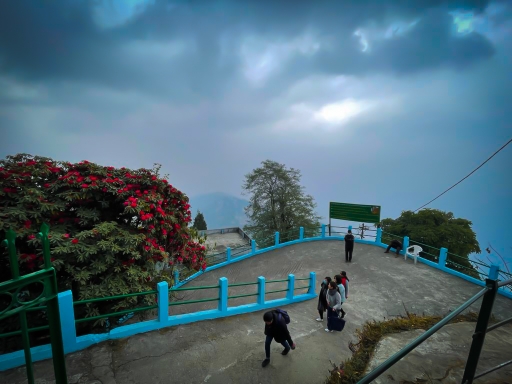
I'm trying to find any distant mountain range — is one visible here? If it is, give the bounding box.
[188,192,249,230]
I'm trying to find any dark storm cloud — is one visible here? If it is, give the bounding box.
[0,0,504,99]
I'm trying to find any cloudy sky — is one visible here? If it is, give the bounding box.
[1,0,511,271]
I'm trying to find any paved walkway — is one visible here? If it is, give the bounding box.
[1,241,511,384]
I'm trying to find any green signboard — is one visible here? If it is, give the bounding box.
[329,202,381,223]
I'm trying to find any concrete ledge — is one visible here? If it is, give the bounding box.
[2,227,510,372]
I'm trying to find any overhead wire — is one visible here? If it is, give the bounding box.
[413,137,512,212]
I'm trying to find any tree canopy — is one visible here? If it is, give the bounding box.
[242,160,321,243]
[192,210,207,230]
[0,154,207,328]
[379,209,481,279]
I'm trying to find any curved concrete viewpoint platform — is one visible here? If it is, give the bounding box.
[1,242,511,384]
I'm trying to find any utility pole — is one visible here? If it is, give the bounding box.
[358,223,369,239]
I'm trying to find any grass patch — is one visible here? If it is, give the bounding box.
[325,311,486,384]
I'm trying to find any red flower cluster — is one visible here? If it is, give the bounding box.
[1,155,206,276]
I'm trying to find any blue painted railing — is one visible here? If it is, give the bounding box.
[1,223,510,371]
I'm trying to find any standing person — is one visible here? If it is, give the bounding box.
[340,271,349,300]
[332,274,346,317]
[344,229,355,262]
[262,310,296,367]
[385,239,403,256]
[316,277,331,322]
[325,281,344,332]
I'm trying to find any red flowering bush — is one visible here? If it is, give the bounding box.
[0,154,207,329]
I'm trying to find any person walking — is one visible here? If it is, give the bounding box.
[344,229,355,262]
[316,277,331,322]
[262,310,296,367]
[325,281,344,332]
[385,239,403,256]
[340,271,349,300]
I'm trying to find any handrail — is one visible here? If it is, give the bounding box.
[497,278,512,288]
[357,286,489,384]
[486,316,512,333]
[74,290,157,305]
[474,360,512,380]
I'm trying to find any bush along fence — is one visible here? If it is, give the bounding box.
[0,224,316,371]
[1,223,511,371]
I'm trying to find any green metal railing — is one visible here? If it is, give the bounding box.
[0,224,68,384]
[73,290,158,325]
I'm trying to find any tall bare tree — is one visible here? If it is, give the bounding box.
[242,160,321,242]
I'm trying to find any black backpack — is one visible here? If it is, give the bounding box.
[275,308,290,324]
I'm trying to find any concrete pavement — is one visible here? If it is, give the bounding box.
[1,241,511,383]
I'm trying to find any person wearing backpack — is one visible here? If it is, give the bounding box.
[316,277,331,322]
[344,229,355,262]
[340,271,349,300]
[262,309,296,367]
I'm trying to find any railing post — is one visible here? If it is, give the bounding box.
[461,279,499,384]
[328,224,331,236]
[439,247,448,268]
[287,274,295,300]
[275,232,279,246]
[218,277,228,313]
[226,247,231,263]
[299,227,304,240]
[308,271,316,294]
[402,236,409,255]
[251,239,256,253]
[321,224,326,238]
[257,276,266,305]
[488,264,499,280]
[173,270,179,287]
[376,227,382,244]
[157,281,169,324]
[57,291,77,353]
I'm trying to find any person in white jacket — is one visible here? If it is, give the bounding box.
[325,281,345,332]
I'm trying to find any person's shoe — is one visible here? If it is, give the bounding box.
[316,318,323,322]
[341,313,345,319]
[325,328,330,332]
[282,347,290,355]
[384,251,389,253]
[262,359,270,367]
[291,343,296,350]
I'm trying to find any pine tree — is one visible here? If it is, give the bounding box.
[0,154,208,328]
[192,210,207,230]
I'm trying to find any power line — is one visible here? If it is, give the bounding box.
[413,137,512,212]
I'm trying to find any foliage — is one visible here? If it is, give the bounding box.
[0,154,207,332]
[192,210,207,230]
[378,209,481,279]
[242,160,321,242]
[325,312,480,384]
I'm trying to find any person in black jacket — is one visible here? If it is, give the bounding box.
[316,277,331,322]
[385,239,403,256]
[344,229,355,262]
[262,310,296,367]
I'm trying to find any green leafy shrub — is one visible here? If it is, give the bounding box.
[0,154,207,344]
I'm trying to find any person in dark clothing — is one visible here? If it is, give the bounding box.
[344,229,355,262]
[385,239,403,256]
[262,310,296,367]
[316,277,331,321]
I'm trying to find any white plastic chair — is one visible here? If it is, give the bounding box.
[405,245,423,264]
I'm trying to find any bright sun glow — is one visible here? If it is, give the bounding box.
[314,99,369,124]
